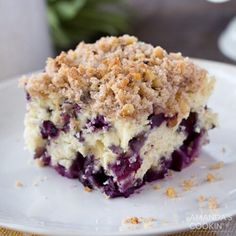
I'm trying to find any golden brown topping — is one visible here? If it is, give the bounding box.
[120,104,135,117]
[20,35,214,119]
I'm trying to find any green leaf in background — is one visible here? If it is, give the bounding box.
[46,0,131,51]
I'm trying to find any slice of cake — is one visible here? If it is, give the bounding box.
[20,35,217,198]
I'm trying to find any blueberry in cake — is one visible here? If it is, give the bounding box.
[20,35,217,198]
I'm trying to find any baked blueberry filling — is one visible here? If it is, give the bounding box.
[35,111,210,198]
[40,120,59,139]
[148,113,166,128]
[86,115,110,132]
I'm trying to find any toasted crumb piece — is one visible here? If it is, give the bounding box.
[181,179,194,191]
[208,197,218,209]
[84,186,92,192]
[124,217,140,225]
[153,184,161,190]
[209,161,224,170]
[15,180,24,188]
[167,170,173,176]
[165,187,177,198]
[197,195,206,203]
[35,159,44,167]
[206,172,217,182]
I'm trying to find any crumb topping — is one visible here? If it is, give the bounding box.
[20,35,214,119]
[165,187,177,198]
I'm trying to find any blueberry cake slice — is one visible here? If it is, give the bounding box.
[20,35,217,198]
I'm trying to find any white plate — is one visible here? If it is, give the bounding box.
[0,59,236,236]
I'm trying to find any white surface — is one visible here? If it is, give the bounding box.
[0,59,236,236]
[219,17,236,61]
[0,0,52,80]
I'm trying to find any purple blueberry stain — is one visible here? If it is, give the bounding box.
[129,133,146,153]
[40,120,59,139]
[148,113,166,128]
[61,113,70,132]
[74,131,85,142]
[26,92,31,101]
[86,115,110,132]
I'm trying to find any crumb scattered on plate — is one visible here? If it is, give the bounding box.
[181,179,194,191]
[165,187,177,198]
[197,195,206,203]
[84,186,92,192]
[208,197,218,209]
[209,161,224,170]
[206,172,217,182]
[153,184,161,190]
[197,195,218,209]
[122,216,156,228]
[35,158,45,167]
[15,180,24,188]
[123,217,140,225]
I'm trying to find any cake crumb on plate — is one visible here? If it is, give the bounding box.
[123,217,140,225]
[165,187,177,198]
[206,172,217,182]
[197,195,206,203]
[181,179,194,191]
[84,186,92,192]
[209,161,224,170]
[153,184,161,190]
[208,197,218,209]
[15,180,24,188]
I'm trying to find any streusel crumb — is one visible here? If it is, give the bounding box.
[20,35,214,119]
[165,187,177,198]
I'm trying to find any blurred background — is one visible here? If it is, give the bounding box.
[0,0,236,80]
